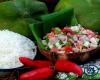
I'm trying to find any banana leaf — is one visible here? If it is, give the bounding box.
[54,0,100,33]
[30,20,45,49]
[0,0,48,38]
[30,8,77,49]
[40,8,77,35]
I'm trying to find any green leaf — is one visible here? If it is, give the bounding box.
[13,0,48,18]
[0,0,48,38]
[94,74,100,79]
[0,1,19,19]
[29,20,45,49]
[55,0,100,33]
[0,0,48,19]
[40,8,76,35]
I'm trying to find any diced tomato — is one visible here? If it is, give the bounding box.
[76,34,80,38]
[50,48,58,53]
[86,29,95,36]
[47,32,55,38]
[62,27,74,34]
[76,43,81,49]
[62,27,71,32]
[60,47,66,51]
[67,33,73,37]
[61,46,73,53]
[65,47,73,52]
[88,35,93,38]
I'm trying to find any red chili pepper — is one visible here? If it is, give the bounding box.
[20,67,54,80]
[55,60,83,76]
[19,57,53,68]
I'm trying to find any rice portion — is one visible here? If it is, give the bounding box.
[0,30,36,69]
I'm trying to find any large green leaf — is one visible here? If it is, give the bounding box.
[13,0,48,18]
[0,0,48,38]
[30,21,45,49]
[0,0,48,19]
[40,8,77,35]
[55,0,100,33]
[0,1,19,19]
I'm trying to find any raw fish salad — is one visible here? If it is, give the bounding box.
[42,24,100,54]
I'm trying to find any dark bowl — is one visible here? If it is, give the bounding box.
[39,45,100,63]
[0,66,31,78]
[0,66,22,77]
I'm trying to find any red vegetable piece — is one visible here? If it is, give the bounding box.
[50,48,58,53]
[86,29,95,36]
[20,67,54,80]
[55,60,83,76]
[19,57,53,68]
[62,27,72,33]
[62,46,73,53]
[47,32,55,38]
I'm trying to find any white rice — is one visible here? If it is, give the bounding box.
[0,30,36,69]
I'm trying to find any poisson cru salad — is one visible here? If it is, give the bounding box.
[42,24,100,54]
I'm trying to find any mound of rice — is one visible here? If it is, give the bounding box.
[0,30,36,69]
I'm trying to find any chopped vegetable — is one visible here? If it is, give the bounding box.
[62,27,73,34]
[54,27,62,34]
[42,25,100,54]
[50,48,58,53]
[47,32,55,39]
[63,46,73,53]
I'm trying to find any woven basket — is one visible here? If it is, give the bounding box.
[39,46,100,63]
